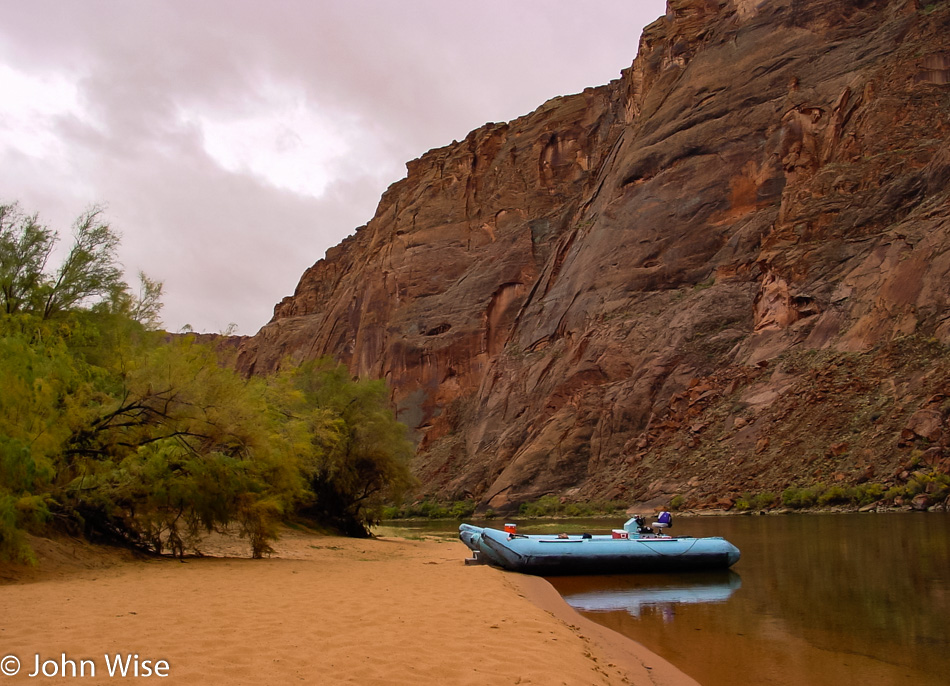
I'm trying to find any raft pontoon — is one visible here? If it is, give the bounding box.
[459,519,740,575]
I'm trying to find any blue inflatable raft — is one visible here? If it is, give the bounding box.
[459,520,740,575]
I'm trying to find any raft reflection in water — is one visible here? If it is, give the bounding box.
[553,570,742,620]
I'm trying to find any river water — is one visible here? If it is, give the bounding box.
[379,513,950,686]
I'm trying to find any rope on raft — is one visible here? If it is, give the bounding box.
[638,538,701,557]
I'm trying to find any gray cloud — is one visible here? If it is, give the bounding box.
[0,0,666,334]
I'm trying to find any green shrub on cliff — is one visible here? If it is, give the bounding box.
[782,486,819,509]
[736,492,778,511]
[517,495,626,518]
[519,494,563,517]
[381,499,477,520]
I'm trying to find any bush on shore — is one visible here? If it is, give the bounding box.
[729,475,950,513]
[0,202,413,562]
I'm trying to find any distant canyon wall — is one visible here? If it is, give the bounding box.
[237,0,950,511]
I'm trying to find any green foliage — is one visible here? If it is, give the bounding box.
[0,201,414,561]
[449,499,477,519]
[0,203,128,320]
[0,314,414,559]
[42,207,123,319]
[817,485,850,506]
[777,478,947,510]
[0,314,92,561]
[518,494,563,517]
[0,493,49,564]
[885,485,905,501]
[735,492,777,511]
[670,495,685,510]
[413,501,451,519]
[61,338,307,558]
[899,471,950,501]
[517,495,626,518]
[782,486,819,509]
[383,499,477,521]
[853,483,885,506]
[96,272,165,331]
[0,203,55,315]
[385,496,627,521]
[269,359,414,537]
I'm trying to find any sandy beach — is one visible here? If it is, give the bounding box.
[0,529,698,685]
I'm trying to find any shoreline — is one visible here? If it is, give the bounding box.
[509,572,700,686]
[382,503,945,526]
[1,530,698,685]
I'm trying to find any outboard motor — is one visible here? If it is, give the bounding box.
[623,516,653,535]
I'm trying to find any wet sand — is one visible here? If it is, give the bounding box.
[0,530,698,685]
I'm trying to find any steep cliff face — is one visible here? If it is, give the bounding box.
[236,83,628,436]
[238,0,950,511]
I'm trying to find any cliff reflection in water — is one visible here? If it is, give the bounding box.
[553,570,741,621]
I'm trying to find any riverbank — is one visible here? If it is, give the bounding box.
[0,529,697,685]
[380,501,950,529]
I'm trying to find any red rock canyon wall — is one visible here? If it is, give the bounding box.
[237,0,950,511]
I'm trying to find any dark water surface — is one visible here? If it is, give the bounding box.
[381,513,950,686]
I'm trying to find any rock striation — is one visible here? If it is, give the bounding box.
[237,0,950,512]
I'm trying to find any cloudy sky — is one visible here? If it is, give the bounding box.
[0,0,666,335]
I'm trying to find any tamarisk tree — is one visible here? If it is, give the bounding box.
[0,202,124,320]
[1,201,413,563]
[0,203,55,315]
